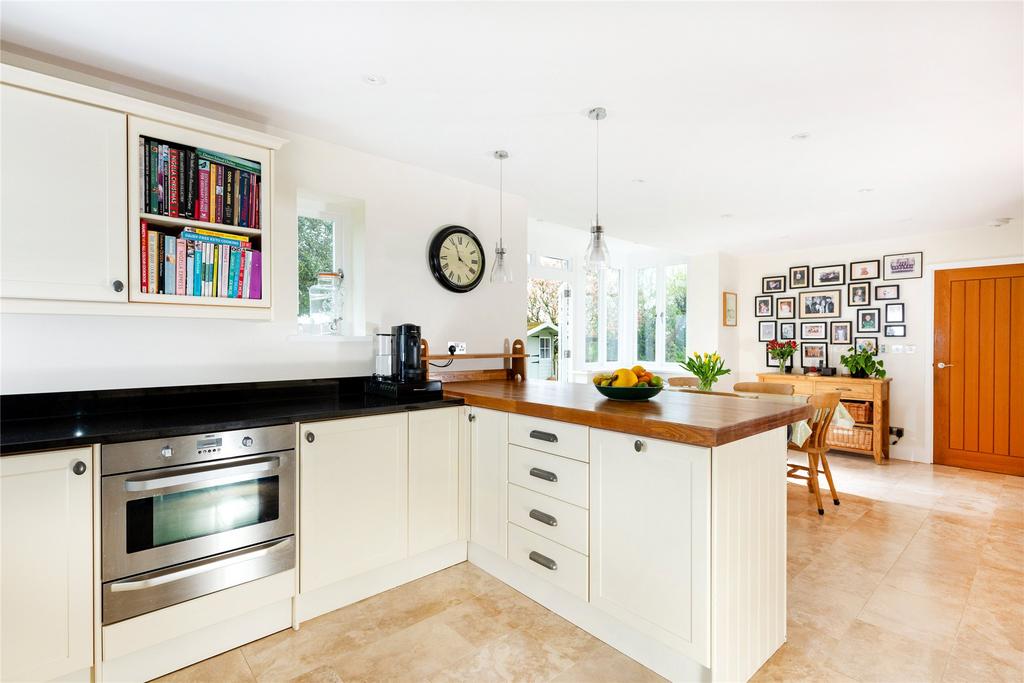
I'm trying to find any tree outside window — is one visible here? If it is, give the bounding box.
[297,216,335,317]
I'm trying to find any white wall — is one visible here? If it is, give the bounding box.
[729,223,1023,462]
[0,65,527,394]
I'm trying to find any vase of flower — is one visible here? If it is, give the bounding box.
[681,351,731,392]
[767,339,797,374]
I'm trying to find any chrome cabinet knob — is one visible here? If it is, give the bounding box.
[936,362,955,369]
[160,446,173,458]
[468,413,476,422]
[112,279,124,292]
[242,436,254,447]
[72,460,87,475]
[305,431,315,443]
[634,440,645,453]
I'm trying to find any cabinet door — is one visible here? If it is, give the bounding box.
[300,414,408,592]
[589,429,711,666]
[409,407,460,555]
[1,448,93,682]
[0,84,128,302]
[469,407,509,557]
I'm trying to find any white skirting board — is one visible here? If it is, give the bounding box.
[296,541,467,623]
[468,543,711,683]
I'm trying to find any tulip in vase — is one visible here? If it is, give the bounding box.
[681,351,731,391]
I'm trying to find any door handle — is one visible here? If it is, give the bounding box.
[123,456,279,492]
[936,362,955,369]
[529,467,558,483]
[528,551,558,571]
[529,430,558,444]
[529,509,558,527]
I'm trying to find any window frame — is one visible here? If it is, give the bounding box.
[538,336,552,359]
[633,262,688,368]
[582,266,623,367]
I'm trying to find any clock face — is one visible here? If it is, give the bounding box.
[429,226,486,292]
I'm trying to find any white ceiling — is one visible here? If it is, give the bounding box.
[2,2,1022,254]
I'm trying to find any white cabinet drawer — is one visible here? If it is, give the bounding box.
[508,523,588,601]
[508,484,589,555]
[508,445,588,508]
[508,414,589,462]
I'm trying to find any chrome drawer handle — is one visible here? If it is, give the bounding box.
[529,509,558,527]
[529,430,558,444]
[529,551,557,571]
[529,467,558,483]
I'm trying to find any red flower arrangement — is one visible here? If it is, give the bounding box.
[767,339,798,363]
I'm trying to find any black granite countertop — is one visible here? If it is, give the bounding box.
[0,377,463,454]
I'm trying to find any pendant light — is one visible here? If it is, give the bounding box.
[584,107,610,270]
[490,149,513,284]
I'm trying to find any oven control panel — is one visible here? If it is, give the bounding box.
[196,436,223,456]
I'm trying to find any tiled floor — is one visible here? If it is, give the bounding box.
[159,454,1023,683]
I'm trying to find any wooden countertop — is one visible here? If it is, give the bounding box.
[444,381,815,448]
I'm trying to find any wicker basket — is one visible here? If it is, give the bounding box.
[842,401,872,424]
[828,425,873,451]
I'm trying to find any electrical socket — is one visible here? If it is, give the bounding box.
[889,426,905,438]
[447,341,467,355]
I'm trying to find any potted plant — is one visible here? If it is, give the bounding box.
[767,339,797,373]
[839,346,887,379]
[681,351,731,391]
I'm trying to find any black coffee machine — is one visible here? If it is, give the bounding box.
[391,323,425,382]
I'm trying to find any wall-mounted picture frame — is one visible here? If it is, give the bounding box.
[762,275,786,294]
[850,259,880,280]
[780,322,796,340]
[789,265,810,289]
[776,296,795,319]
[723,291,738,327]
[875,284,900,300]
[848,282,871,307]
[831,321,852,345]
[812,264,845,286]
[798,289,841,318]
[855,336,878,355]
[884,325,906,337]
[755,295,773,318]
[857,307,880,333]
[800,321,827,340]
[758,320,777,342]
[883,251,923,280]
[801,342,828,368]
[885,302,905,323]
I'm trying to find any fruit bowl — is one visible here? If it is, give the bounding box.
[595,384,664,401]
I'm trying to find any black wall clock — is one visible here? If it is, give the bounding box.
[428,225,486,293]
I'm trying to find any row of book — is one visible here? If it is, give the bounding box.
[140,137,262,228]
[141,221,262,299]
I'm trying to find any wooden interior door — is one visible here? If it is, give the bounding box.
[934,263,1024,474]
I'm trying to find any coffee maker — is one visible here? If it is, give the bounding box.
[365,323,442,399]
[391,323,425,382]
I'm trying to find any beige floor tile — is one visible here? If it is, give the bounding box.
[881,555,976,603]
[980,538,1024,572]
[752,642,857,683]
[858,582,967,650]
[955,604,1024,661]
[967,564,1024,613]
[155,649,254,683]
[286,665,344,683]
[550,640,666,683]
[827,619,950,683]
[787,583,869,641]
[329,618,476,682]
[942,641,1024,683]
[429,629,575,682]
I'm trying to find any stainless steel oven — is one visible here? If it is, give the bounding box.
[101,424,295,624]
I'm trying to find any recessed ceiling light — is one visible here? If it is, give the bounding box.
[362,74,387,86]
[720,213,734,219]
[790,132,810,140]
[858,188,874,193]
[632,178,645,184]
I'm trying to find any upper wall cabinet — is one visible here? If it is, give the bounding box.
[0,65,285,319]
[1,84,128,302]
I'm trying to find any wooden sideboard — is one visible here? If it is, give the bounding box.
[757,373,891,464]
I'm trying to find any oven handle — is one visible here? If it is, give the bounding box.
[108,538,291,592]
[123,456,281,492]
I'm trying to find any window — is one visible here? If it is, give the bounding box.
[606,269,620,363]
[664,264,687,363]
[635,263,687,364]
[538,255,570,270]
[297,215,336,317]
[539,336,552,359]
[636,267,657,362]
[583,267,622,365]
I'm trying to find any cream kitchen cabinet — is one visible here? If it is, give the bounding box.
[589,428,712,667]
[409,407,460,555]
[299,414,409,592]
[0,83,128,303]
[467,407,509,557]
[1,447,94,682]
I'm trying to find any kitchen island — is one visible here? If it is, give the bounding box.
[446,380,812,683]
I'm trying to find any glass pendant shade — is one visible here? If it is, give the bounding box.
[491,149,512,284]
[490,240,512,283]
[584,224,610,269]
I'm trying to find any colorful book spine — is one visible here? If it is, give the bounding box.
[209,163,218,223]
[197,160,210,222]
[139,138,147,212]
[185,241,194,296]
[159,144,169,214]
[168,149,179,217]
[184,149,196,219]
[227,247,238,298]
[175,239,186,295]
[204,243,213,296]
[156,234,165,293]
[148,230,160,294]
[215,165,225,224]
[220,245,230,297]
[224,168,234,226]
[238,173,248,227]
[140,221,149,293]
[249,250,262,299]
[164,235,175,295]
[193,241,202,296]
[179,230,250,248]
[148,141,159,213]
[196,148,261,175]
[188,228,249,242]
[237,249,247,298]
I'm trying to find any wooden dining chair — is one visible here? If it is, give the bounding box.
[787,391,841,515]
[733,381,794,395]
[667,377,700,388]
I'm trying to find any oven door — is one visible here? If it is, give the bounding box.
[102,450,295,581]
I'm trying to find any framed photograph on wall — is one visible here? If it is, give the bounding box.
[780,322,796,340]
[812,264,845,286]
[885,325,906,337]
[848,282,871,306]
[762,276,786,294]
[857,307,880,333]
[800,321,827,340]
[765,348,780,368]
[798,289,842,318]
[789,265,810,289]
[883,251,923,280]
[885,302,905,323]
[755,295,773,318]
[776,296,795,319]
[723,291,738,327]
[855,336,878,355]
[875,284,900,300]
[801,342,828,368]
[758,320,777,342]
[831,321,852,345]
[850,259,880,280]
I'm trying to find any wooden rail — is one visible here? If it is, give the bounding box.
[421,338,527,382]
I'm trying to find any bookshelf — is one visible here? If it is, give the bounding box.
[127,117,271,309]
